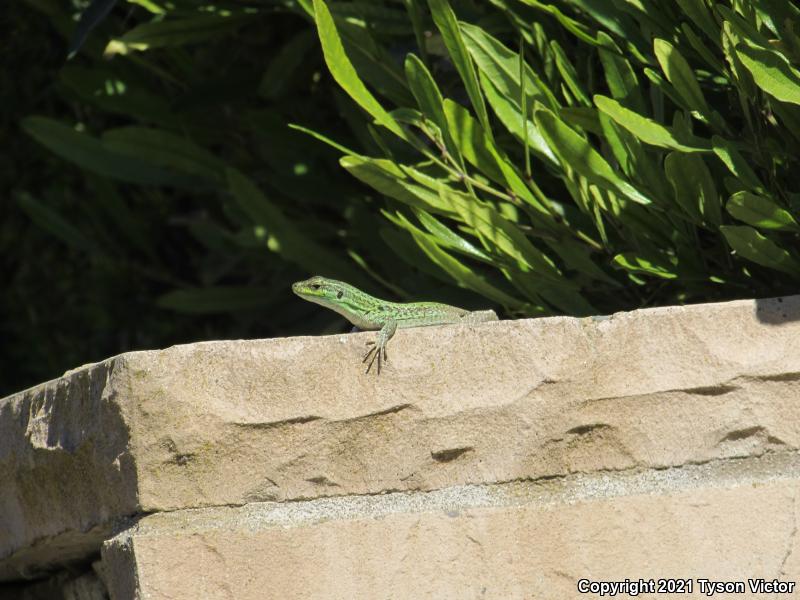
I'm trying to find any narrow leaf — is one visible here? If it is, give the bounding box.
[17,193,96,252]
[386,211,528,309]
[664,152,721,226]
[404,53,460,161]
[480,74,557,165]
[534,106,653,205]
[597,32,646,114]
[437,186,565,282]
[428,0,491,134]
[654,38,710,116]
[413,209,493,262]
[721,225,800,274]
[22,116,199,187]
[102,126,225,183]
[712,135,764,191]
[313,0,407,140]
[613,253,678,279]
[594,95,712,152]
[736,44,800,106]
[726,192,799,231]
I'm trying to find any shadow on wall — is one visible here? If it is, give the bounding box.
[754,296,800,325]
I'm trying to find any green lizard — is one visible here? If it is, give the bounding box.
[292,276,499,374]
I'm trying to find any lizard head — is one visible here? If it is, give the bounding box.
[292,276,357,311]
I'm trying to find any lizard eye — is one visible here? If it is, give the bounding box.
[336,290,344,299]
[309,284,320,290]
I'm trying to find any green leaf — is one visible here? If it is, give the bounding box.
[594,95,712,152]
[17,193,97,252]
[404,54,446,129]
[711,135,764,191]
[340,155,450,215]
[442,99,549,216]
[288,124,357,156]
[735,44,800,106]
[653,38,710,117]
[460,22,557,110]
[597,32,646,114]
[681,23,725,74]
[437,186,567,284]
[127,0,164,14]
[720,225,800,274]
[518,0,599,46]
[443,99,504,184]
[479,74,557,165]
[560,107,603,136]
[726,192,799,231]
[335,21,415,109]
[546,238,619,285]
[675,0,720,49]
[22,116,200,187]
[533,106,653,205]
[106,13,251,53]
[157,286,277,314]
[613,253,678,279]
[428,0,491,134]
[664,152,720,226]
[312,0,407,141]
[102,126,225,183]
[413,209,493,262]
[403,0,429,63]
[567,0,648,53]
[385,210,528,309]
[549,40,590,106]
[404,53,460,161]
[598,112,667,196]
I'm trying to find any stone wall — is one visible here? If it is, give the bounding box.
[1,296,799,598]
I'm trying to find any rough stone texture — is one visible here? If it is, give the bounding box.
[102,454,800,599]
[2,295,800,591]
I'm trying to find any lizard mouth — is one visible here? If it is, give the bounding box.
[292,280,323,298]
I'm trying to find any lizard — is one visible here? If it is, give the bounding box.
[292,276,499,374]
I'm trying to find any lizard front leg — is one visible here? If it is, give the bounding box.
[362,319,397,374]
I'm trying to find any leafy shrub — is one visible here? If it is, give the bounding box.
[307,0,800,316]
[7,0,800,392]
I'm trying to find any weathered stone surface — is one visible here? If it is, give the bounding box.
[102,452,800,599]
[2,295,800,582]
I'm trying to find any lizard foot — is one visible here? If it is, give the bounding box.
[362,342,388,374]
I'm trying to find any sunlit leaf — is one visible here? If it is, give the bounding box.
[428,0,491,135]
[594,95,712,152]
[736,44,800,106]
[312,0,408,140]
[721,225,800,275]
[534,106,653,205]
[613,253,678,279]
[726,192,799,231]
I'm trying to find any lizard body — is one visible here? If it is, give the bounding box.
[292,276,498,373]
